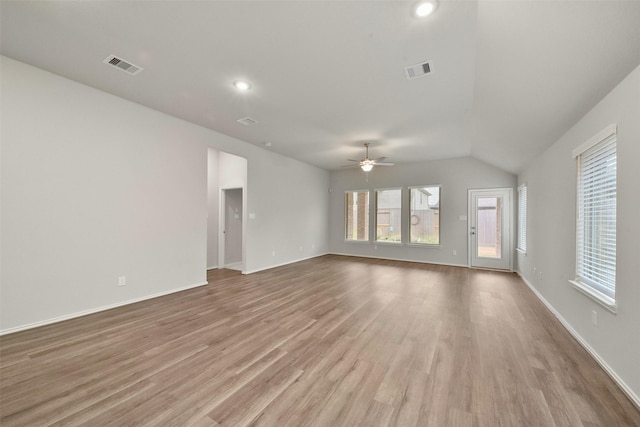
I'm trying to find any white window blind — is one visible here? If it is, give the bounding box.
[517,185,527,252]
[575,129,617,299]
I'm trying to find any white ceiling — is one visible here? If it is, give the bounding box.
[2,1,640,173]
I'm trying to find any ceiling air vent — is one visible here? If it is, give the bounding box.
[237,117,258,126]
[103,55,144,75]
[404,60,433,80]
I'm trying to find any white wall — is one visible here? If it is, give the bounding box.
[206,148,219,269]
[219,152,247,190]
[244,153,330,273]
[1,56,330,332]
[329,157,516,265]
[1,56,208,331]
[517,64,640,404]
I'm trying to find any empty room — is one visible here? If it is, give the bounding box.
[1,1,639,426]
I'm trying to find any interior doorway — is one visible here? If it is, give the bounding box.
[468,188,512,270]
[219,188,243,271]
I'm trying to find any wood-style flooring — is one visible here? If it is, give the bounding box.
[1,255,639,426]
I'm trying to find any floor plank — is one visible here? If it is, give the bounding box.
[1,255,639,426]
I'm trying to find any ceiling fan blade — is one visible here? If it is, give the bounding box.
[373,162,395,166]
[341,164,360,168]
[373,156,388,162]
[345,159,361,162]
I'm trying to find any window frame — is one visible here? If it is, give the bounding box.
[408,185,441,247]
[517,184,527,254]
[374,187,403,244]
[344,190,370,243]
[569,124,617,313]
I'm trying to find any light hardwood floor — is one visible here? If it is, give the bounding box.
[1,255,639,426]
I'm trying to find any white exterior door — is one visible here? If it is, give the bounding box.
[469,189,512,270]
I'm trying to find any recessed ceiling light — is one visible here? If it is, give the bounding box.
[233,80,251,91]
[415,0,438,17]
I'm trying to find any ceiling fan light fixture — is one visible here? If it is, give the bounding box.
[361,161,374,172]
[415,0,438,17]
[233,80,251,91]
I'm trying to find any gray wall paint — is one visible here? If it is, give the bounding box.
[207,148,219,269]
[1,56,329,332]
[517,64,640,401]
[329,157,516,265]
[219,152,247,190]
[1,56,206,330]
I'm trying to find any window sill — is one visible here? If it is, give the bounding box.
[406,243,440,248]
[375,241,403,246]
[344,240,370,244]
[569,280,617,314]
[516,248,527,255]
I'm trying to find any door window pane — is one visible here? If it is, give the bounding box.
[477,196,502,258]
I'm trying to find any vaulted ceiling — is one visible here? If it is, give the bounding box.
[2,1,640,173]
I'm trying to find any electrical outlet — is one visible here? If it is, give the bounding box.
[272,250,276,257]
[452,249,457,256]
[538,271,542,281]
[118,276,126,287]
[592,310,598,326]
[299,246,303,252]
[312,243,315,249]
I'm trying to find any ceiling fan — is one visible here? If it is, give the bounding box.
[344,143,395,172]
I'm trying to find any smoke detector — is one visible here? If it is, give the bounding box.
[404,60,433,80]
[103,55,143,75]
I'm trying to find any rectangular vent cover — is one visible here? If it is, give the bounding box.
[404,60,433,80]
[103,55,144,75]
[237,117,258,126]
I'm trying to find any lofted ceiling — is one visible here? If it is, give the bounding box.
[2,1,640,174]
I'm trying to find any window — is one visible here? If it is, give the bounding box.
[409,186,440,245]
[345,191,369,241]
[375,189,402,243]
[573,125,617,308]
[517,184,527,253]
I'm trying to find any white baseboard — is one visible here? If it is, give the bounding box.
[329,252,469,269]
[517,271,640,411]
[206,265,218,271]
[0,281,209,336]
[224,262,242,271]
[243,253,329,275]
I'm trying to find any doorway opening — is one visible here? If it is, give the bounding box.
[207,149,247,274]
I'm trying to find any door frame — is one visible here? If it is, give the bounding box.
[467,188,513,271]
